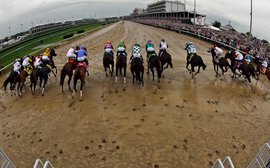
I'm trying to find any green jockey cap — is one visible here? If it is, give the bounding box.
[118,41,126,48]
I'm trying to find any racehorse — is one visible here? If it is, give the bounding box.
[2,71,20,92]
[60,59,77,93]
[48,48,57,74]
[186,53,207,77]
[148,55,162,83]
[2,58,23,92]
[225,51,243,78]
[103,52,114,77]
[37,63,55,96]
[160,50,173,71]
[256,64,270,81]
[17,68,32,96]
[115,52,127,85]
[208,47,230,76]
[72,62,87,101]
[130,58,144,86]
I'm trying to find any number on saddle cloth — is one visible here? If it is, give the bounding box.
[24,67,32,75]
[78,62,87,68]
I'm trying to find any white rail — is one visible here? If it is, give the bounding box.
[247,143,270,168]
[33,159,54,168]
[212,156,234,168]
[0,149,16,168]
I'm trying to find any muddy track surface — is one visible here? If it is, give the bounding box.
[1,21,270,168]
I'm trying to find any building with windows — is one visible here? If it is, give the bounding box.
[146,0,186,14]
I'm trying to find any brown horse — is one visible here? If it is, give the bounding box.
[17,68,32,96]
[256,65,270,81]
[72,62,87,101]
[160,50,173,71]
[60,59,77,93]
[130,57,144,86]
[103,52,114,77]
[115,52,127,85]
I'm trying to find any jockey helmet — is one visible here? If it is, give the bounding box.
[213,44,218,47]
[134,43,140,47]
[106,40,111,44]
[80,45,86,50]
[161,39,165,42]
[15,57,20,62]
[26,54,30,57]
[147,40,152,43]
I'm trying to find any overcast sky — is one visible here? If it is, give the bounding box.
[0,0,269,41]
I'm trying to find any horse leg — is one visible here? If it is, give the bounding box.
[115,66,118,84]
[151,67,155,81]
[111,62,114,77]
[104,67,108,77]
[79,76,84,101]
[141,71,144,86]
[68,73,72,92]
[195,66,201,76]
[147,62,150,74]
[41,75,48,96]
[124,67,127,85]
[72,77,78,99]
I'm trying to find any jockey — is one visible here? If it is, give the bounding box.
[159,39,168,56]
[185,42,197,55]
[22,55,32,68]
[34,55,43,68]
[145,40,157,61]
[244,52,251,64]
[67,45,77,60]
[104,40,114,57]
[13,57,22,75]
[213,44,223,62]
[42,48,51,64]
[234,50,244,68]
[77,45,88,65]
[116,41,127,57]
[77,45,90,76]
[260,58,268,74]
[130,43,143,63]
[145,40,155,53]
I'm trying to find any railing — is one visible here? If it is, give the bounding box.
[33,159,54,168]
[212,156,235,168]
[247,143,270,168]
[0,149,16,168]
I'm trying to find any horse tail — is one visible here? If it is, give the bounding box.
[60,69,66,86]
[135,66,140,81]
[202,62,207,70]
[169,61,173,69]
[157,60,162,78]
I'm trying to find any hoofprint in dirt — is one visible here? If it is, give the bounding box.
[1,21,270,168]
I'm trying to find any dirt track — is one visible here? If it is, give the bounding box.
[1,21,270,168]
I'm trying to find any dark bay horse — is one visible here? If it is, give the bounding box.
[103,52,114,77]
[115,52,127,85]
[208,47,230,76]
[60,59,77,93]
[186,53,207,77]
[148,54,162,83]
[38,64,55,96]
[130,58,144,86]
[160,50,173,71]
[2,70,21,92]
[72,62,87,101]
